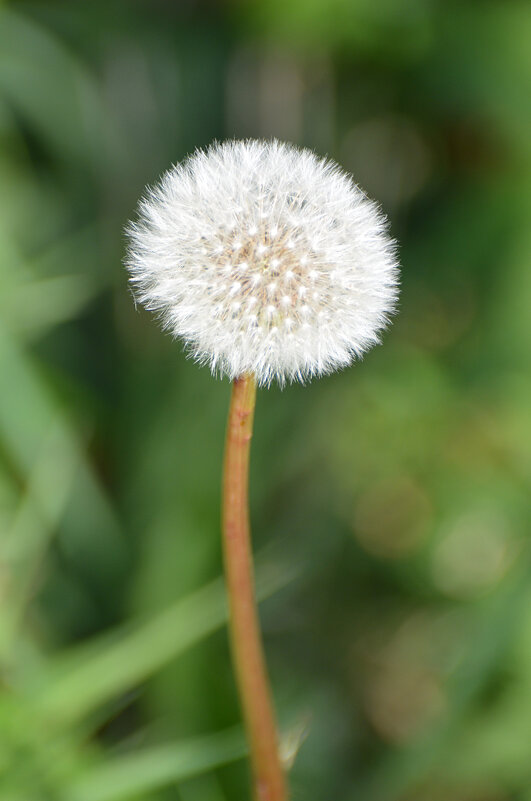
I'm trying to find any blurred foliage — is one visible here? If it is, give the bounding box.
[0,0,530,799]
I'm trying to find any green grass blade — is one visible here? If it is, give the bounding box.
[66,728,246,801]
[33,556,297,726]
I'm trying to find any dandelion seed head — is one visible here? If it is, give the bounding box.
[125,139,399,386]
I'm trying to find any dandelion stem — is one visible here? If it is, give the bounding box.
[222,375,288,801]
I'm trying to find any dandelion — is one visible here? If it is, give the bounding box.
[125,139,399,801]
[126,139,398,387]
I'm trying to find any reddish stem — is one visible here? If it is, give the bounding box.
[222,375,288,801]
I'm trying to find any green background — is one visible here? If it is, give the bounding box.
[0,1,530,799]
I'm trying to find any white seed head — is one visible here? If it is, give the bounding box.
[125,139,399,386]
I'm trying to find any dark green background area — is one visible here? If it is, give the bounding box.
[0,1,530,799]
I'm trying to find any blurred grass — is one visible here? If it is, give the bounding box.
[0,1,530,800]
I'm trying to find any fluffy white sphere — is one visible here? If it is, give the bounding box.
[125,139,399,386]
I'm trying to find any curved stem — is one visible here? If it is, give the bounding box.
[222,375,288,801]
